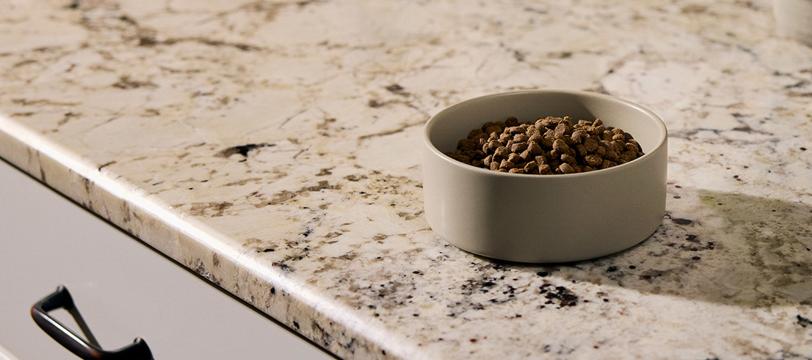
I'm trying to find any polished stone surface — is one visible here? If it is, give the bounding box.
[1,0,811,358]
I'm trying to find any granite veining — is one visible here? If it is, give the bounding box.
[1,0,812,358]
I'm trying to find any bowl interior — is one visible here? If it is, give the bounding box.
[427,91,666,156]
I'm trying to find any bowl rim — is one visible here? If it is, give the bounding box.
[423,89,668,179]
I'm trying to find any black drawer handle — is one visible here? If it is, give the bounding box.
[30,286,153,360]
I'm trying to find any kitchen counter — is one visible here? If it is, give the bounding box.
[1,0,811,358]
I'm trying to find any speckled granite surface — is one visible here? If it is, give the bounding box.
[1,0,811,358]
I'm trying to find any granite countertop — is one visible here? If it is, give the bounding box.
[1,0,811,358]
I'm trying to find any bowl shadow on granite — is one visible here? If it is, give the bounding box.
[486,189,812,308]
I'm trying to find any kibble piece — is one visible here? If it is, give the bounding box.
[490,161,500,171]
[528,132,543,144]
[605,149,619,161]
[483,155,493,166]
[499,159,514,170]
[583,137,598,152]
[507,153,522,164]
[494,146,509,159]
[499,133,511,143]
[510,142,528,153]
[621,151,638,162]
[612,133,625,142]
[595,145,607,157]
[575,144,588,156]
[483,122,503,135]
[524,161,538,173]
[554,122,570,138]
[508,168,525,174]
[585,154,603,167]
[561,153,577,165]
[571,130,586,144]
[559,163,576,174]
[538,163,552,174]
[527,141,543,156]
[514,133,528,142]
[552,139,570,153]
[506,126,523,135]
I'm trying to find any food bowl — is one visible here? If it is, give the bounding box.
[422,90,667,263]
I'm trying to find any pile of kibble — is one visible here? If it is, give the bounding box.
[446,116,644,174]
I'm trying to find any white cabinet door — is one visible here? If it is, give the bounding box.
[0,160,333,360]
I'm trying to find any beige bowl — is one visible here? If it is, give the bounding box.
[422,90,668,263]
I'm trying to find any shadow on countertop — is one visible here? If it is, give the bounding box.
[486,188,812,308]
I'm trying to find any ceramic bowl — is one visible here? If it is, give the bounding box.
[422,90,667,263]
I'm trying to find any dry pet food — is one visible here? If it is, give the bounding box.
[447,116,644,174]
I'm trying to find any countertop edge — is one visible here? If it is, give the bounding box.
[0,115,416,360]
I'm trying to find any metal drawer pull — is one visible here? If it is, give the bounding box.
[30,286,153,360]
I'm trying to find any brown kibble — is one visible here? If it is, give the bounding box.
[541,131,555,147]
[575,144,588,156]
[584,137,598,152]
[610,140,625,153]
[529,133,543,144]
[506,126,524,135]
[447,116,642,174]
[605,149,619,161]
[554,122,569,138]
[552,139,570,153]
[510,142,528,153]
[539,117,560,128]
[571,130,586,144]
[483,123,503,135]
[585,154,603,167]
[494,146,509,159]
[559,163,576,174]
[621,151,638,162]
[527,141,543,155]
